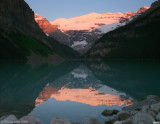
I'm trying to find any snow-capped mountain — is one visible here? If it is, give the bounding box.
[96,6,150,34]
[85,2,160,59]
[51,12,124,32]
[50,6,149,33]
[35,6,149,54]
[35,64,133,106]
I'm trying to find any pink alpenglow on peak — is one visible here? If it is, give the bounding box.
[51,12,124,32]
[136,6,150,14]
[34,6,149,53]
[50,6,149,32]
[34,6,149,34]
[34,13,58,34]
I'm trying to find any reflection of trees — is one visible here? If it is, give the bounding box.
[1,61,159,119]
[0,61,78,118]
[86,61,160,100]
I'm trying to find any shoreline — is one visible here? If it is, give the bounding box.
[0,95,160,124]
[104,95,160,124]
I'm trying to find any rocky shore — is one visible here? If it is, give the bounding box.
[104,95,160,124]
[0,95,160,124]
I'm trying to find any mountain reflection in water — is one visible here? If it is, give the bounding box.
[0,61,160,124]
[35,86,132,107]
[31,63,133,123]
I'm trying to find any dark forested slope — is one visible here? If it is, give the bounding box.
[86,0,160,59]
[0,0,79,60]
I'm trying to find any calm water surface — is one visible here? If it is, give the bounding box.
[0,61,160,124]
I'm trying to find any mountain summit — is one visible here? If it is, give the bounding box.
[136,6,150,13]
[85,1,160,59]
[35,14,58,35]
[35,6,149,54]
[51,12,124,32]
[50,6,149,32]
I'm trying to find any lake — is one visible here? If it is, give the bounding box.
[0,60,160,124]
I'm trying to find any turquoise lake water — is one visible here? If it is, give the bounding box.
[0,61,160,123]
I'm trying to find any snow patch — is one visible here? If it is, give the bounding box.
[71,40,88,48]
[71,72,88,79]
[45,33,49,36]
[97,22,126,34]
[71,68,88,79]
[98,85,127,97]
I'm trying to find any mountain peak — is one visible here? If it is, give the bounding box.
[34,13,45,21]
[34,6,150,54]
[88,12,99,16]
[137,6,150,13]
[34,13,58,34]
[50,12,125,32]
[49,6,149,33]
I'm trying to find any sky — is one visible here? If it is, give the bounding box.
[25,0,157,22]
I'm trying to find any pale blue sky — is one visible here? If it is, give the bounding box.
[25,0,156,22]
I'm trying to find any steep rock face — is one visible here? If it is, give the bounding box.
[35,7,149,54]
[34,14,58,34]
[0,0,45,39]
[0,0,54,60]
[51,6,149,33]
[137,6,150,13]
[51,12,124,32]
[120,6,149,22]
[85,1,160,59]
[50,30,102,54]
[0,0,79,60]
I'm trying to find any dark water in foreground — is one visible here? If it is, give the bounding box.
[0,61,160,124]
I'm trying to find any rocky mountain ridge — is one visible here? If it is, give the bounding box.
[85,0,160,59]
[50,6,149,32]
[35,6,149,54]
[34,14,58,35]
